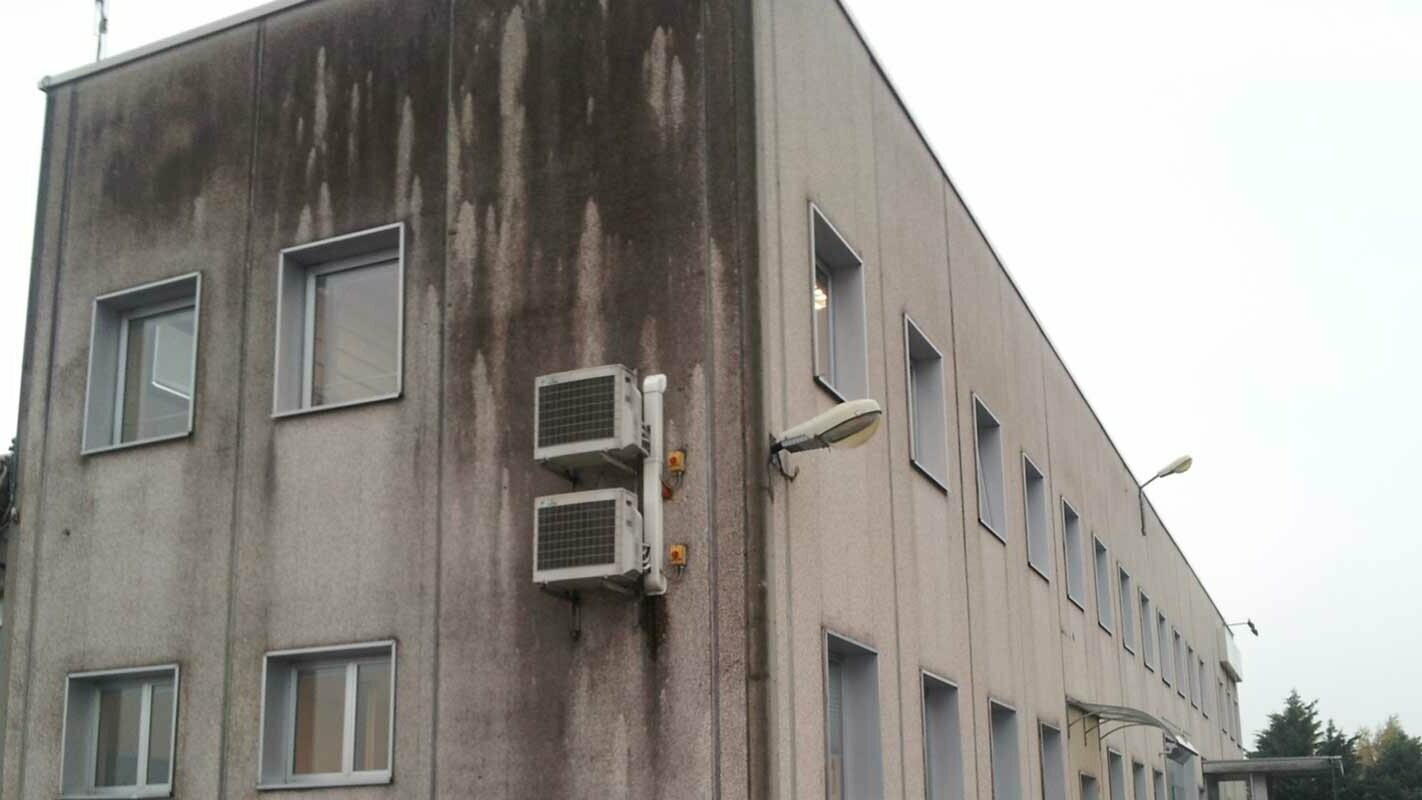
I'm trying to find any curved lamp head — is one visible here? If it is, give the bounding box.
[772,399,884,455]
[1154,454,1193,480]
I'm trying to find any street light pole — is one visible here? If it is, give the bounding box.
[1138,455,1192,536]
[95,0,110,61]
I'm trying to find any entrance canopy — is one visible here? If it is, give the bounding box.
[1203,756,1344,780]
[1068,697,1198,760]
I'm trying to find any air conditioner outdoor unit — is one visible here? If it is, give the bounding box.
[533,489,644,589]
[534,365,645,471]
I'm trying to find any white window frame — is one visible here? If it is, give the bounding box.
[922,672,964,800]
[809,204,868,402]
[1062,499,1085,610]
[989,700,1021,800]
[1174,630,1187,699]
[1039,722,1067,800]
[1117,565,1136,653]
[904,315,950,491]
[1093,537,1113,634]
[1106,750,1126,800]
[973,395,1007,542]
[1023,455,1051,580]
[1158,612,1172,686]
[60,664,180,800]
[1140,590,1156,671]
[82,273,202,455]
[274,223,405,417]
[823,631,883,800]
[258,640,396,791]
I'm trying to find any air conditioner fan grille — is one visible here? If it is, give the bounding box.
[538,375,616,448]
[537,499,618,570]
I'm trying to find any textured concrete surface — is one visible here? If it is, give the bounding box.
[752,0,1246,799]
[6,1,758,798]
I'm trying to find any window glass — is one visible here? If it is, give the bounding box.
[354,661,392,772]
[146,681,174,785]
[94,683,144,787]
[120,307,195,443]
[293,664,347,775]
[310,260,400,407]
[814,264,835,385]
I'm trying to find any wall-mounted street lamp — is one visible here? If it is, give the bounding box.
[1139,454,1192,535]
[1228,620,1260,637]
[770,398,883,479]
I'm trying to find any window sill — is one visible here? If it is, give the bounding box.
[61,789,171,800]
[1027,561,1051,584]
[1097,620,1114,637]
[978,517,1006,544]
[1066,594,1085,612]
[910,459,950,493]
[1123,642,1136,656]
[272,391,402,420]
[1144,662,1155,674]
[81,430,192,457]
[258,773,392,791]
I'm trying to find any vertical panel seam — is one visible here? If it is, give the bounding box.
[699,2,724,798]
[216,20,265,799]
[941,183,984,800]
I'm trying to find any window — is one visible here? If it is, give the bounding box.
[811,206,867,400]
[1153,769,1166,800]
[1081,774,1100,800]
[1133,762,1148,800]
[989,702,1021,800]
[1174,630,1187,699]
[1118,567,1136,653]
[259,641,395,789]
[1219,681,1228,733]
[1140,592,1156,670]
[275,224,404,415]
[904,317,949,489]
[1107,751,1126,800]
[1062,500,1085,609]
[1200,659,1210,717]
[974,397,1006,540]
[1023,457,1051,578]
[1189,649,1201,709]
[82,274,200,453]
[1093,538,1113,632]
[1157,612,1172,686]
[825,634,882,800]
[922,674,964,800]
[1039,724,1066,800]
[61,665,179,798]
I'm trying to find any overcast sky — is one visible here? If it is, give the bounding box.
[0,0,1418,744]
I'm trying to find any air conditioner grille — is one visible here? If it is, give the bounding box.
[537,498,618,570]
[538,375,616,448]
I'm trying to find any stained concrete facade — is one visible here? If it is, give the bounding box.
[2,0,1243,799]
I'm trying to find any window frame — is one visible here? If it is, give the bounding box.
[1093,536,1113,634]
[808,203,868,402]
[921,671,964,800]
[903,315,950,491]
[823,631,883,800]
[1174,630,1187,699]
[988,700,1022,800]
[973,395,1007,542]
[1038,722,1067,800]
[1158,611,1172,686]
[1022,455,1051,581]
[1139,590,1156,671]
[1061,499,1085,610]
[82,273,202,456]
[257,640,397,791]
[59,663,180,800]
[274,223,405,418]
[1117,565,1136,654]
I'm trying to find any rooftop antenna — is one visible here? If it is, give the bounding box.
[94,0,110,61]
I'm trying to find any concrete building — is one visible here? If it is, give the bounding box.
[1,0,1247,798]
